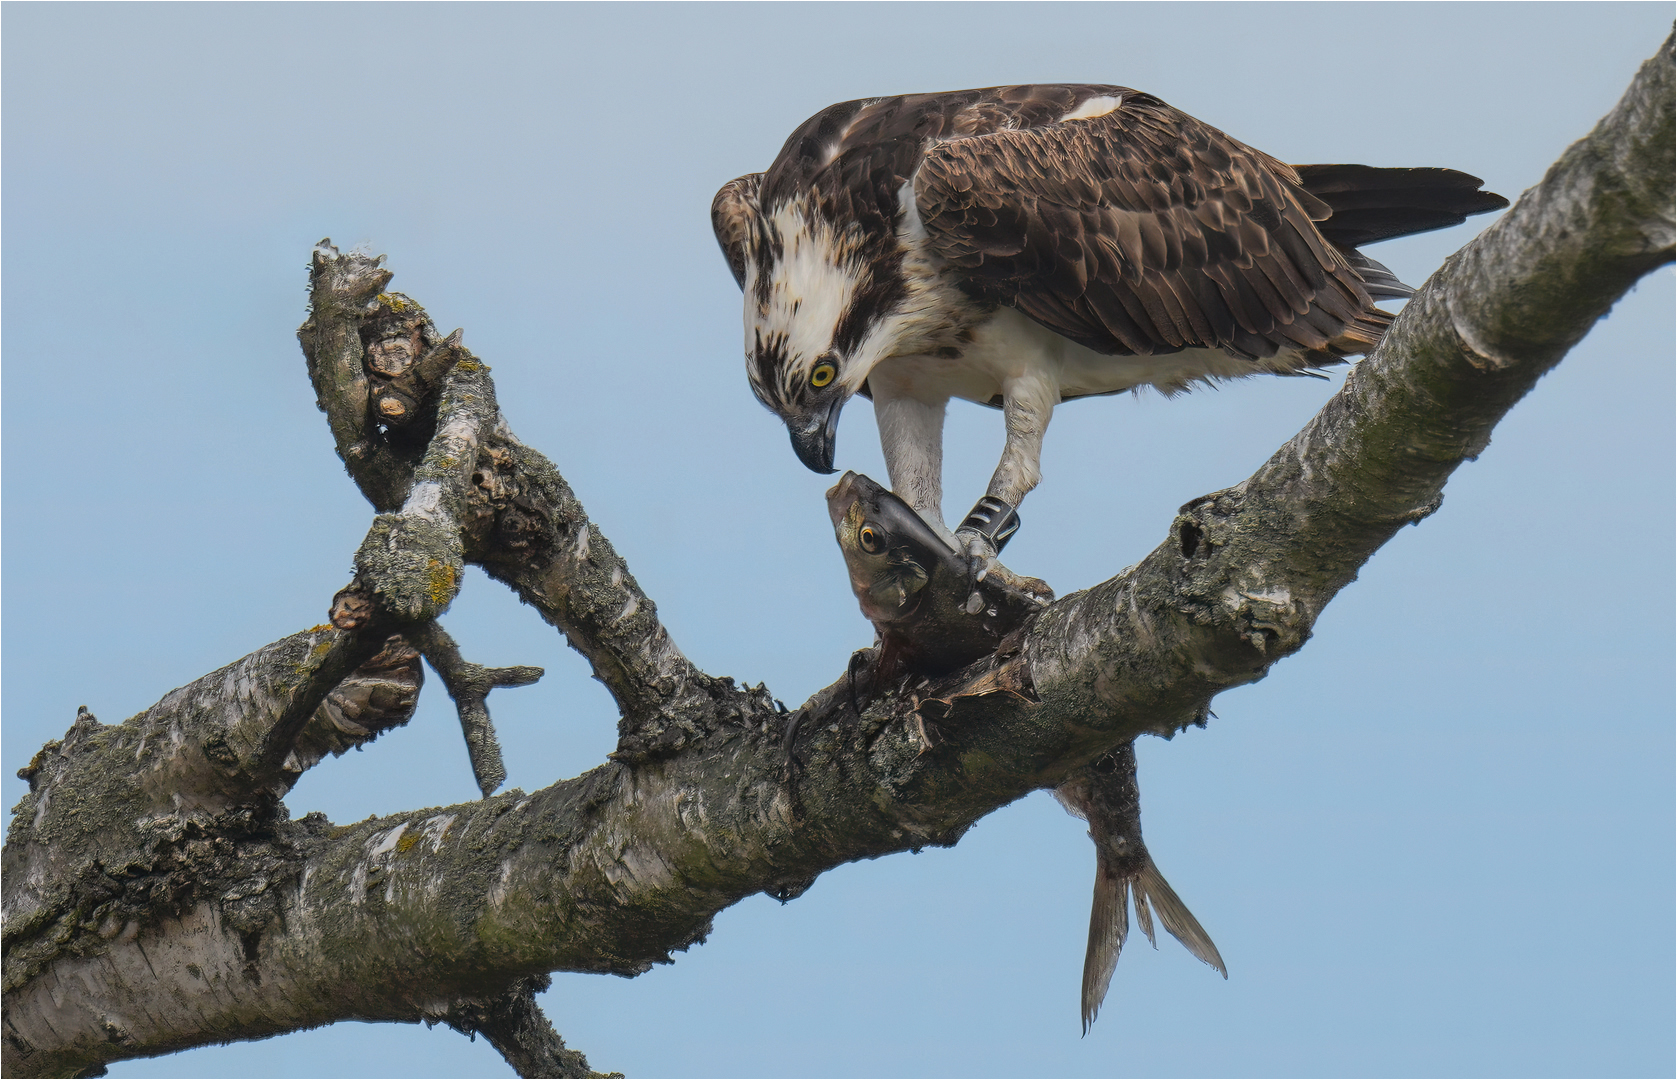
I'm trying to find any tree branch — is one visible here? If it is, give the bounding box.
[437,975,617,1080]
[3,32,1668,1080]
[297,244,722,758]
[410,621,543,799]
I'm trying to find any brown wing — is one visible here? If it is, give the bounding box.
[758,87,1132,264]
[711,173,763,289]
[915,93,1387,363]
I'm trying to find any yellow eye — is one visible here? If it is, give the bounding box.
[810,362,836,388]
[859,525,882,553]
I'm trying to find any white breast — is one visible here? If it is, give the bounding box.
[870,307,1265,405]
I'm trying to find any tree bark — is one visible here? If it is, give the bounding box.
[3,33,1670,1080]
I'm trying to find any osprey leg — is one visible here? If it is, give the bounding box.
[873,390,957,546]
[957,375,1056,556]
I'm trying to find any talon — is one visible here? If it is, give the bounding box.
[951,524,1053,603]
[975,552,1055,606]
[954,528,999,584]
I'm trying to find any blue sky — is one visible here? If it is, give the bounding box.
[4,4,1672,1077]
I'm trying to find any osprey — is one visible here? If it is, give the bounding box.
[713,85,1506,584]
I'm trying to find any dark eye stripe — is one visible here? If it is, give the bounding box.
[832,273,907,357]
[752,330,788,394]
[751,220,782,305]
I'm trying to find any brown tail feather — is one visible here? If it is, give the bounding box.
[1294,164,1509,248]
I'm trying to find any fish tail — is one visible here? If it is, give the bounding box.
[1133,862,1158,949]
[1081,859,1129,1036]
[1135,856,1227,978]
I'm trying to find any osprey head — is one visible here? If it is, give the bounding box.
[713,177,906,475]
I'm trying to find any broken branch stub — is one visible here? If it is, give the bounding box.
[411,621,546,799]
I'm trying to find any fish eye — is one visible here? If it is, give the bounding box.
[858,525,883,554]
[810,361,836,388]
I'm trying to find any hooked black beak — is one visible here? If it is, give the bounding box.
[789,396,845,475]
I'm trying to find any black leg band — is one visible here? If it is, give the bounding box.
[959,496,1021,552]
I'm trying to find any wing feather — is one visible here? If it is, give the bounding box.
[1111,211,1146,280]
[1016,291,1114,352]
[1185,270,1237,344]
[914,92,1386,362]
[710,173,764,290]
[1146,270,1198,345]
[1201,262,1272,341]
[1157,270,1217,343]
[1078,287,1154,355]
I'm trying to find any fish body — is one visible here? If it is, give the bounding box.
[1055,742,1226,1034]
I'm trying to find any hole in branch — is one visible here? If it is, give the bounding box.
[1178,520,1203,559]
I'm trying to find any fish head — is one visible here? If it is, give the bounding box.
[826,472,958,628]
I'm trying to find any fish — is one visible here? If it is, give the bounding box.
[1055,741,1226,1035]
[827,472,1220,1031]
[826,471,1040,675]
